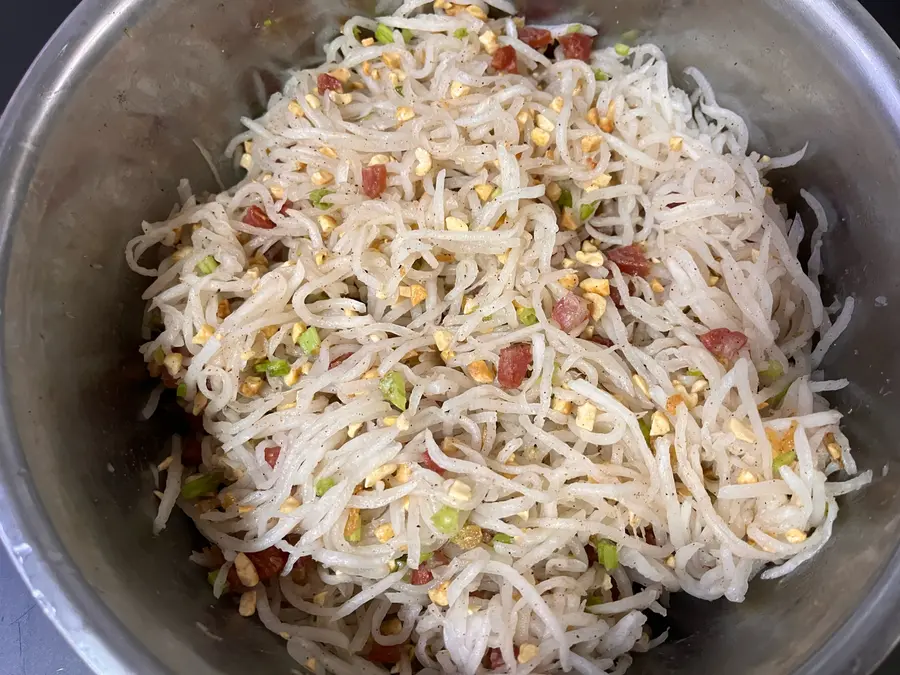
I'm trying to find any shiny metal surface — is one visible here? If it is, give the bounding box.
[0,1,899,674]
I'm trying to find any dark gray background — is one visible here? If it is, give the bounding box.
[0,1,899,673]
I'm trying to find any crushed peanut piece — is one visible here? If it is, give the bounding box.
[329,67,351,83]
[451,523,484,550]
[581,135,603,153]
[583,173,613,192]
[785,528,808,544]
[319,146,338,159]
[448,479,473,504]
[280,496,301,514]
[478,30,498,55]
[304,93,321,109]
[467,360,495,384]
[474,184,495,202]
[383,416,397,427]
[580,278,610,296]
[240,376,264,398]
[409,284,427,307]
[445,216,469,232]
[192,324,215,345]
[531,128,551,147]
[462,296,478,314]
[395,463,412,483]
[560,209,577,231]
[428,581,451,606]
[575,402,597,431]
[374,523,395,543]
[347,422,363,438]
[343,508,361,540]
[239,590,257,617]
[584,292,608,321]
[518,643,540,664]
[546,182,562,201]
[650,278,665,293]
[234,553,260,587]
[575,250,605,267]
[396,106,415,122]
[737,470,758,485]
[450,80,471,98]
[669,136,684,151]
[368,154,391,166]
[414,148,433,177]
[310,170,334,186]
[516,109,532,128]
[192,392,208,416]
[465,4,487,20]
[729,418,757,443]
[551,396,573,414]
[288,99,304,117]
[559,272,580,290]
[381,52,402,69]
[433,329,453,352]
[550,96,564,113]
[381,617,403,636]
[649,411,671,437]
[163,352,183,378]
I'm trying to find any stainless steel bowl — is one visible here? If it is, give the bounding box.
[1,0,899,673]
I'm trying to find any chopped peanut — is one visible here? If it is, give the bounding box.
[365,464,399,488]
[516,109,532,128]
[551,396,573,414]
[582,174,613,192]
[466,4,487,19]
[467,360,495,384]
[329,67,351,83]
[445,216,469,232]
[474,184,495,202]
[560,209,577,231]
[575,250,605,267]
[414,148,433,176]
[192,324,215,345]
[649,411,671,437]
[584,292,608,321]
[280,496,301,514]
[559,272,580,290]
[580,278,610,296]
[305,93,321,110]
[395,463,412,483]
[535,114,555,133]
[785,528,808,544]
[381,52,402,69]
[240,376,264,398]
[546,182,562,201]
[239,590,257,617]
[575,402,597,431]
[409,284,427,307]
[448,479,473,503]
[451,523,483,550]
[518,643,539,664]
[234,553,260,587]
[344,508,361,540]
[737,470,758,485]
[581,135,603,153]
[163,352,183,378]
[288,99,304,117]
[319,146,338,159]
[433,329,452,352]
[729,418,757,443]
[530,128,551,147]
[347,422,363,438]
[650,278,665,293]
[368,154,391,166]
[450,80,471,98]
[381,618,403,635]
[396,106,415,122]
[374,523,395,543]
[318,215,337,235]
[550,96,564,113]
[310,170,334,186]
[669,136,684,152]
[478,30,498,55]
[428,581,451,606]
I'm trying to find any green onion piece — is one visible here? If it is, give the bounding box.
[586,595,604,607]
[621,29,640,42]
[418,551,434,564]
[614,43,631,56]
[196,255,219,276]
[517,306,538,326]
[395,85,404,95]
[594,68,608,81]
[492,532,514,545]
[431,505,460,535]
[176,382,187,398]
[181,473,222,500]
[375,23,394,44]
[580,202,598,221]
[298,326,321,355]
[207,569,219,586]
[638,415,652,446]
[453,27,468,38]
[346,518,362,543]
[308,188,333,209]
[254,358,291,377]
[591,537,619,570]
[566,24,582,33]
[379,370,408,411]
[686,368,704,377]
[767,381,792,409]
[401,28,413,43]
[315,477,336,497]
[773,450,797,473]
[557,188,573,208]
[353,25,362,41]
[759,359,784,381]
[153,346,166,364]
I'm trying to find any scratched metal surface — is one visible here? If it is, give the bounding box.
[1,0,900,674]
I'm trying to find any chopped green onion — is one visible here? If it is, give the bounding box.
[453,27,468,38]
[308,188,333,209]
[621,29,640,42]
[418,551,434,564]
[375,23,394,44]
[580,202,598,221]
[638,415,652,446]
[591,537,619,570]
[298,326,320,355]
[153,346,166,365]
[773,450,797,473]
[759,359,784,381]
[263,18,273,28]
[594,68,608,81]
[517,306,538,326]
[181,473,222,500]
[492,532,514,545]
[566,24,582,33]
[686,368,704,378]
[767,381,792,409]
[176,382,187,398]
[401,28,413,43]
[196,255,219,276]
[379,370,407,411]
[315,477,336,496]
[614,43,631,56]
[254,358,291,377]
[353,25,362,41]
[395,85,404,95]
[207,569,219,586]
[345,518,362,543]
[431,505,460,535]
[557,188,573,208]
[586,595,604,607]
